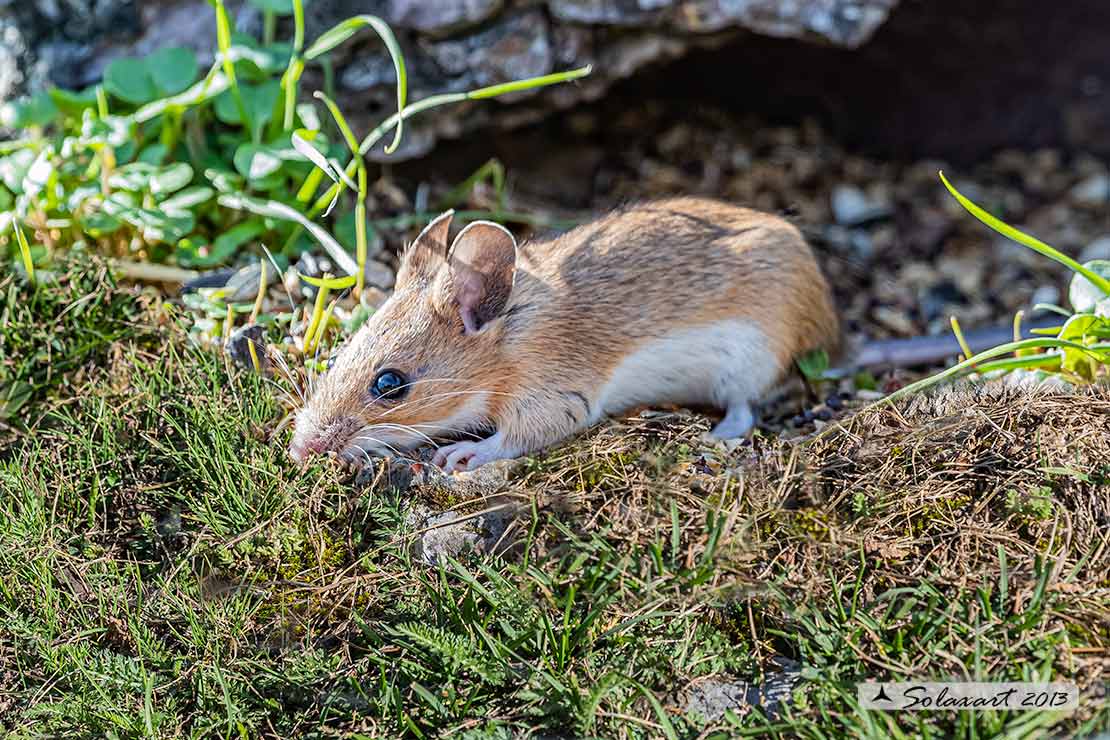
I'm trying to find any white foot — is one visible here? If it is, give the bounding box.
[705,402,755,441]
[432,433,517,473]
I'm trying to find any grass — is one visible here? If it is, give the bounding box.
[1,262,1106,737]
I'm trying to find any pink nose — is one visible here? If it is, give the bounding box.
[289,437,326,462]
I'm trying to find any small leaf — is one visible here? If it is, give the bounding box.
[48,86,98,115]
[1068,260,1110,313]
[214,219,267,258]
[160,186,215,212]
[0,92,57,128]
[79,210,124,237]
[234,143,284,180]
[104,57,158,104]
[150,162,194,196]
[204,168,245,193]
[797,349,830,380]
[20,150,54,201]
[215,79,281,127]
[148,46,199,96]
[109,162,157,192]
[0,149,35,193]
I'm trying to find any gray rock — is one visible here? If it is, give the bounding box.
[224,261,271,303]
[225,324,270,374]
[409,502,515,565]
[1071,173,1110,206]
[831,184,891,225]
[389,0,503,36]
[424,10,552,93]
[1030,284,1060,311]
[684,657,802,722]
[1080,235,1110,264]
[2,0,899,158]
[362,258,396,289]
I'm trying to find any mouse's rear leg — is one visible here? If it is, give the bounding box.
[706,401,755,440]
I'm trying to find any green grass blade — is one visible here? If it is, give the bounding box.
[865,337,1107,411]
[468,65,592,99]
[211,0,252,140]
[940,171,1110,295]
[218,192,358,275]
[313,91,360,156]
[13,220,35,280]
[303,15,407,153]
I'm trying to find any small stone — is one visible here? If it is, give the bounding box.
[1030,285,1060,310]
[684,657,802,723]
[223,262,271,303]
[830,185,891,226]
[1070,173,1110,205]
[815,408,832,421]
[408,502,514,566]
[1080,236,1110,263]
[826,395,843,410]
[225,324,269,375]
[363,259,396,290]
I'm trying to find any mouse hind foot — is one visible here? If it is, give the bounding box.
[704,401,755,441]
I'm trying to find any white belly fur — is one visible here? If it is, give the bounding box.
[593,320,780,420]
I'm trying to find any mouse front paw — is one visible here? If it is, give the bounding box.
[432,433,516,473]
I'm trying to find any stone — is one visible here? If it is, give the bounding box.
[1030,284,1060,311]
[1080,235,1110,264]
[1070,173,1110,206]
[684,657,802,722]
[225,324,270,375]
[408,501,515,565]
[389,0,503,36]
[2,0,900,158]
[830,184,891,225]
[362,258,396,289]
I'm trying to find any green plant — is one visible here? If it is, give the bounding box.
[0,0,589,347]
[864,173,1110,410]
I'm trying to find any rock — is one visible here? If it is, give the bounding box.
[2,0,899,158]
[406,485,517,568]
[684,657,802,722]
[223,261,271,303]
[1080,235,1110,263]
[389,0,503,36]
[831,184,891,225]
[363,258,396,289]
[225,324,269,375]
[1030,284,1060,310]
[1070,173,1110,205]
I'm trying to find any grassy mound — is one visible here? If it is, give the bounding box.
[1,272,1106,737]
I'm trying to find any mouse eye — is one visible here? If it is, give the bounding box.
[371,369,408,401]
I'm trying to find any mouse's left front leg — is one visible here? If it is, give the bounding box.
[434,389,596,473]
[432,432,521,473]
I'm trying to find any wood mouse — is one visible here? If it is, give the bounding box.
[288,197,839,472]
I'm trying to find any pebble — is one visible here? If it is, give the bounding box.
[1080,236,1110,264]
[1070,173,1110,205]
[1030,284,1060,310]
[831,185,892,226]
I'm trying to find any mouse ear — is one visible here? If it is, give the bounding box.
[447,220,517,335]
[397,210,453,287]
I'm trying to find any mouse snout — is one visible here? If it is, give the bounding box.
[289,413,358,463]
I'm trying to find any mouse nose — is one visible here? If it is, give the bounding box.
[289,436,326,463]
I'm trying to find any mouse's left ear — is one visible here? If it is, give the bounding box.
[446,220,517,335]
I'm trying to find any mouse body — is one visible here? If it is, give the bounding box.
[289,197,839,472]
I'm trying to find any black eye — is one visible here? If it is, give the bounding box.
[371,369,408,400]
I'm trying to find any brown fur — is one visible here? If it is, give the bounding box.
[289,197,839,464]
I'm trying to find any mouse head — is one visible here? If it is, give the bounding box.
[288,210,519,464]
